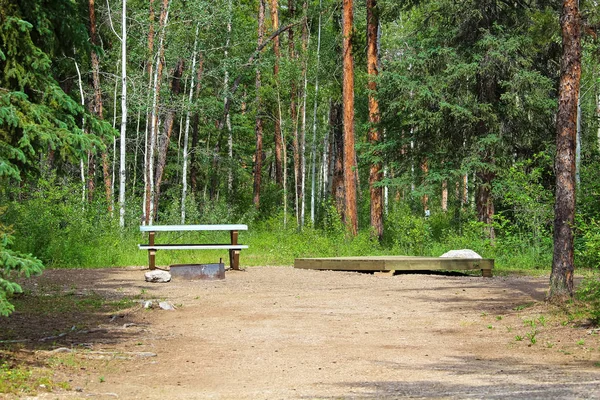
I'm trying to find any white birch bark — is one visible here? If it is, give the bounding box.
[74,59,86,205]
[181,24,200,224]
[119,0,127,228]
[225,0,233,194]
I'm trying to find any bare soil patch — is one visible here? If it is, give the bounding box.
[2,266,600,399]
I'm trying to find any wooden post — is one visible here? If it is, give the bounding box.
[149,231,156,270]
[229,230,240,270]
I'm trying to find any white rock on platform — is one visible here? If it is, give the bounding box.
[440,249,482,259]
[144,270,171,283]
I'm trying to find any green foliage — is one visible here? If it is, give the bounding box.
[0,207,43,316]
[576,275,600,325]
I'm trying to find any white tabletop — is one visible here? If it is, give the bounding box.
[140,224,248,232]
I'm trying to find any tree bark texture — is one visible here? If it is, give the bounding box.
[550,0,581,301]
[270,0,283,186]
[330,101,345,219]
[342,0,357,235]
[88,0,112,213]
[367,0,382,240]
[253,0,266,209]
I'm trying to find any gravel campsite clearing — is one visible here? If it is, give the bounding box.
[2,266,600,399]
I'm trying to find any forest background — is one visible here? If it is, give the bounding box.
[1,0,600,315]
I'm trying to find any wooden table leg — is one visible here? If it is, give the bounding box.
[230,230,239,270]
[149,231,156,270]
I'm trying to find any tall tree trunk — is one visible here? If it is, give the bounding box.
[253,0,266,209]
[549,0,581,301]
[289,0,300,224]
[270,0,283,186]
[310,0,322,226]
[142,0,156,224]
[74,60,87,206]
[154,59,184,216]
[342,0,357,235]
[181,24,200,224]
[88,0,112,212]
[225,0,234,194]
[367,0,382,240]
[145,0,170,224]
[331,101,345,218]
[299,0,309,227]
[119,0,127,228]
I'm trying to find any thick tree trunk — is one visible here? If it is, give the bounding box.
[74,60,87,205]
[253,0,266,209]
[270,0,283,186]
[331,101,345,218]
[549,0,581,301]
[367,0,382,240]
[342,0,357,235]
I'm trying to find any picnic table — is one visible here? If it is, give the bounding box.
[139,224,248,270]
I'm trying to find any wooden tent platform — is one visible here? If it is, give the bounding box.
[294,256,493,277]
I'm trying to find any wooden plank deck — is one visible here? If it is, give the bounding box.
[294,256,494,277]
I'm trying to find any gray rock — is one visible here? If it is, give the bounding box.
[144,270,171,283]
[158,301,176,311]
[440,249,482,259]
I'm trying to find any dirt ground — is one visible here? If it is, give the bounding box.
[3,266,600,399]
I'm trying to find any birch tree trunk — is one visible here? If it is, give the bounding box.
[225,0,233,194]
[119,0,127,228]
[549,0,581,301]
[181,24,200,224]
[74,60,87,205]
[342,0,358,235]
[367,0,383,240]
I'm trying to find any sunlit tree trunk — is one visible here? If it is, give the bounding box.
[74,60,87,206]
[342,0,357,235]
[367,0,382,240]
[118,0,127,228]
[550,0,581,301]
[225,0,234,194]
[270,0,283,186]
